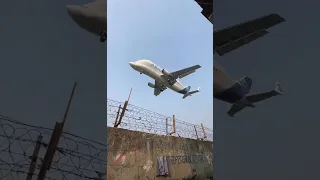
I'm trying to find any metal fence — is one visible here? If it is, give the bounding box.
[0,115,106,180]
[106,99,213,141]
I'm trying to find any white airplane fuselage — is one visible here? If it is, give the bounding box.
[214,62,234,95]
[214,61,253,105]
[129,60,190,94]
[66,0,106,39]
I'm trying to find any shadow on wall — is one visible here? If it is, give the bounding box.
[107,127,213,180]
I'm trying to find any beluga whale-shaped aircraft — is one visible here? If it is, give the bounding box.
[211,14,286,117]
[66,0,107,42]
[129,60,201,99]
[195,0,286,116]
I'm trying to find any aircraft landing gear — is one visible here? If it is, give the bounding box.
[100,30,106,42]
[160,86,167,92]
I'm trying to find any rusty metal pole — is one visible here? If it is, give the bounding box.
[201,123,207,139]
[194,126,199,140]
[166,118,168,135]
[37,122,63,180]
[169,115,176,135]
[26,135,43,180]
[173,115,176,134]
[116,88,132,127]
[113,105,121,127]
[37,82,77,180]
[127,87,133,101]
[62,82,77,125]
[117,101,128,126]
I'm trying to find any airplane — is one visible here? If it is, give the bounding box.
[214,63,284,117]
[129,60,201,99]
[195,0,213,24]
[66,0,107,42]
[195,1,286,116]
[65,0,209,43]
[212,14,285,116]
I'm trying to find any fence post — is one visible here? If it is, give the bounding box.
[113,105,121,127]
[169,115,176,135]
[26,135,43,180]
[201,123,207,139]
[37,122,64,180]
[194,126,199,140]
[166,118,168,135]
[38,82,77,180]
[116,88,132,127]
[173,115,176,134]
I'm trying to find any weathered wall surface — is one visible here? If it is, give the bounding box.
[107,127,213,180]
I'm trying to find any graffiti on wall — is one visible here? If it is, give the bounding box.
[113,152,126,165]
[166,155,208,165]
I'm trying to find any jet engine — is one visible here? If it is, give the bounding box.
[148,82,155,88]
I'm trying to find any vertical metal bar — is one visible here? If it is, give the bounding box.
[194,126,199,140]
[201,123,207,139]
[26,135,43,180]
[117,101,128,126]
[62,82,77,124]
[166,118,168,135]
[113,105,121,127]
[38,82,77,180]
[127,87,133,101]
[37,123,63,180]
[173,115,176,133]
[116,88,132,127]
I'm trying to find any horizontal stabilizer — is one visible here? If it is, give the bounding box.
[274,81,284,95]
[227,81,284,117]
[227,104,245,117]
[182,87,200,99]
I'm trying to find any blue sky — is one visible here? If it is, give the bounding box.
[107,0,213,128]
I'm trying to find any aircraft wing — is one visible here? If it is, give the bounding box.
[227,104,246,117]
[214,13,285,56]
[195,0,213,23]
[170,65,201,79]
[154,80,165,96]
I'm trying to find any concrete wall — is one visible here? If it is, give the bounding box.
[107,127,213,180]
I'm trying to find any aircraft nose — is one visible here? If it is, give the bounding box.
[66,5,80,16]
[66,5,85,24]
[129,62,136,68]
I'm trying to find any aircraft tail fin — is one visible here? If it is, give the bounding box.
[274,81,284,95]
[227,81,283,117]
[182,87,200,99]
[235,76,252,96]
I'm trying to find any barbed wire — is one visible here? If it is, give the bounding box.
[106,99,213,141]
[0,98,212,179]
[0,115,106,180]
